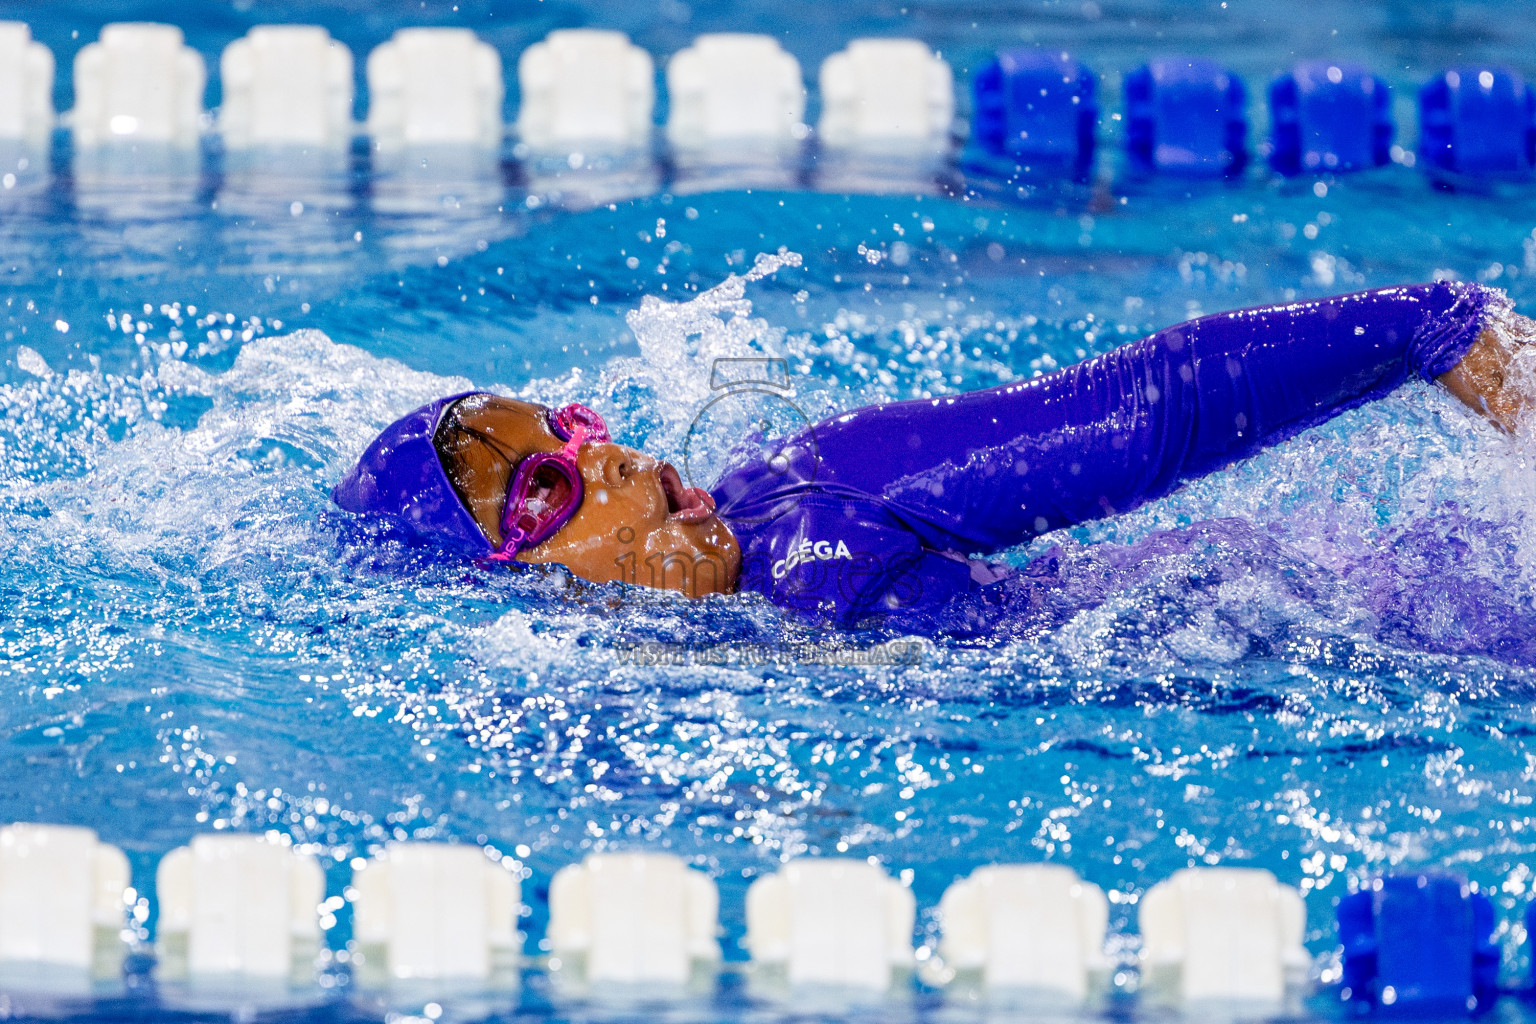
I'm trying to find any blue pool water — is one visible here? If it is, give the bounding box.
[5,0,1536,1020]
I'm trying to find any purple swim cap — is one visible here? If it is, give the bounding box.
[332,391,494,554]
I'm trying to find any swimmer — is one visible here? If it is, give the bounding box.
[333,281,1535,627]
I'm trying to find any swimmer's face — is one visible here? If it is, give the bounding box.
[436,395,741,599]
[529,443,742,598]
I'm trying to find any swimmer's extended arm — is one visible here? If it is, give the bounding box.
[769,282,1504,555]
[1437,314,1536,433]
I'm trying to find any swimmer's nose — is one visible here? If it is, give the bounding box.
[592,443,643,488]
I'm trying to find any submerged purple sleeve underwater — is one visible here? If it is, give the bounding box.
[711,281,1498,627]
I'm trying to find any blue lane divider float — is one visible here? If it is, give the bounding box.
[1267,60,1394,176]
[1124,57,1247,177]
[1337,873,1499,1014]
[970,48,1097,179]
[1420,66,1536,181]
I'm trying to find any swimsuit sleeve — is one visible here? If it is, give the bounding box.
[786,281,1500,553]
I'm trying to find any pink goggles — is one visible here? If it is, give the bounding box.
[484,403,609,562]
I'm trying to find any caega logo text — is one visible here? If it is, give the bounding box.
[772,537,854,580]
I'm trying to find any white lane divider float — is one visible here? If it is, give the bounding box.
[938,863,1110,1003]
[0,22,54,151]
[817,38,953,155]
[516,29,654,155]
[72,23,205,148]
[746,858,915,992]
[1138,866,1309,1007]
[367,28,504,151]
[155,833,324,982]
[0,823,130,976]
[666,33,804,154]
[548,851,720,988]
[219,26,353,153]
[350,841,522,986]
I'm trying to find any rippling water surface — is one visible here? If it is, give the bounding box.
[5,1,1536,1020]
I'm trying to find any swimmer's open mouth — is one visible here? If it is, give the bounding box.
[659,462,715,523]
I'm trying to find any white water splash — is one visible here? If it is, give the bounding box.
[15,345,51,378]
[0,329,478,588]
[619,249,802,442]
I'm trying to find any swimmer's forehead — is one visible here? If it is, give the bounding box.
[442,393,559,448]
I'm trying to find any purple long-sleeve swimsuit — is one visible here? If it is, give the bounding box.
[709,282,1497,627]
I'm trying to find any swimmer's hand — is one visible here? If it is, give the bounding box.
[1438,311,1536,433]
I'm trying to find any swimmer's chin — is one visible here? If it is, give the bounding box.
[515,514,742,600]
